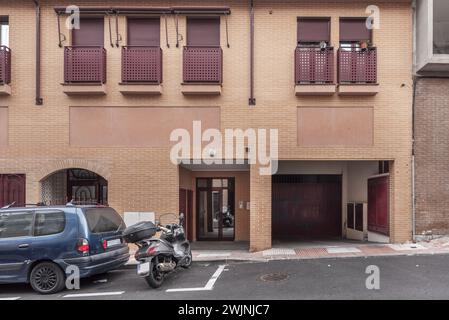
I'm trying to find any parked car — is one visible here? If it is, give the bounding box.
[0,204,129,294]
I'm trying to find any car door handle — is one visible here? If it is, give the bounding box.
[18,244,30,249]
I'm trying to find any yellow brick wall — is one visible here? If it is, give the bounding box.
[0,0,413,248]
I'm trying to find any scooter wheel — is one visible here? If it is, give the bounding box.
[182,252,193,269]
[145,262,164,288]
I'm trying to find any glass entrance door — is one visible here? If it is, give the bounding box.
[197,178,235,241]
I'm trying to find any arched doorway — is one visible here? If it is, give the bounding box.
[41,168,108,205]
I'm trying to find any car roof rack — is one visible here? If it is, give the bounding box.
[1,201,16,209]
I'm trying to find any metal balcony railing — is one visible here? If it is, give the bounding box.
[183,46,222,83]
[122,46,162,84]
[0,46,11,85]
[338,47,377,84]
[295,47,334,84]
[64,46,106,84]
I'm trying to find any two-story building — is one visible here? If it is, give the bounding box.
[0,0,413,251]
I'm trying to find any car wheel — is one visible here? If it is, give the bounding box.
[30,262,66,294]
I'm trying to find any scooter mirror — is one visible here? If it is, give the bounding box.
[179,213,185,224]
[155,220,160,226]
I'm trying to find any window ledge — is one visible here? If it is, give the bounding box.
[338,84,379,96]
[62,83,106,96]
[119,83,162,95]
[0,84,11,96]
[181,83,222,95]
[295,84,336,96]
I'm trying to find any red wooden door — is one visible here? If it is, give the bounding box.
[368,176,389,236]
[272,175,342,239]
[0,174,26,207]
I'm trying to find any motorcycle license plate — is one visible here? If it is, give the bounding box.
[137,262,150,276]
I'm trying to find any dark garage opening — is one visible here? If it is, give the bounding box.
[272,175,342,240]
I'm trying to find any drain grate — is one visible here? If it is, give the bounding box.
[260,273,289,282]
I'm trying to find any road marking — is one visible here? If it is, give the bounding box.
[262,248,296,256]
[326,247,361,254]
[0,297,20,300]
[197,253,231,258]
[63,291,124,298]
[388,244,427,251]
[166,265,226,293]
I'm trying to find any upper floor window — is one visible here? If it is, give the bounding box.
[0,17,9,47]
[297,17,330,47]
[72,17,104,46]
[339,18,372,49]
[183,17,222,84]
[127,17,160,46]
[187,17,220,46]
[64,17,106,84]
[122,17,162,84]
[433,0,449,54]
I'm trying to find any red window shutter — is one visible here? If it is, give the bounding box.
[297,18,330,43]
[187,17,220,46]
[339,18,371,42]
[127,18,160,46]
[72,17,104,46]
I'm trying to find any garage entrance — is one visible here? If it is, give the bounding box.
[272,175,342,239]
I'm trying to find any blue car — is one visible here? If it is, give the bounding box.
[0,205,129,294]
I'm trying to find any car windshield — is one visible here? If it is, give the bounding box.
[83,208,124,234]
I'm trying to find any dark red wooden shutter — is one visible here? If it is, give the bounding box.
[368,176,389,236]
[127,18,160,46]
[187,17,220,46]
[72,17,104,46]
[0,174,26,207]
[297,18,330,43]
[339,18,371,42]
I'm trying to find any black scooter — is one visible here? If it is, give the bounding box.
[123,213,192,288]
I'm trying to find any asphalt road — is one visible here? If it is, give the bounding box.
[2,254,449,300]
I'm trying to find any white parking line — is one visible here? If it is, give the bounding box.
[166,265,226,293]
[326,247,361,254]
[63,291,124,298]
[197,253,231,258]
[0,297,20,300]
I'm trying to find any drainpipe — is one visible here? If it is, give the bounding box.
[248,0,256,106]
[33,0,43,105]
[412,76,420,242]
[411,0,417,242]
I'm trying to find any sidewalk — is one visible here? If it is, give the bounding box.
[126,237,449,265]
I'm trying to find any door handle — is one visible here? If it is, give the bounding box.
[18,244,30,249]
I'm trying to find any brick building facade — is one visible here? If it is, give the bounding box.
[0,0,413,251]
[414,0,449,237]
